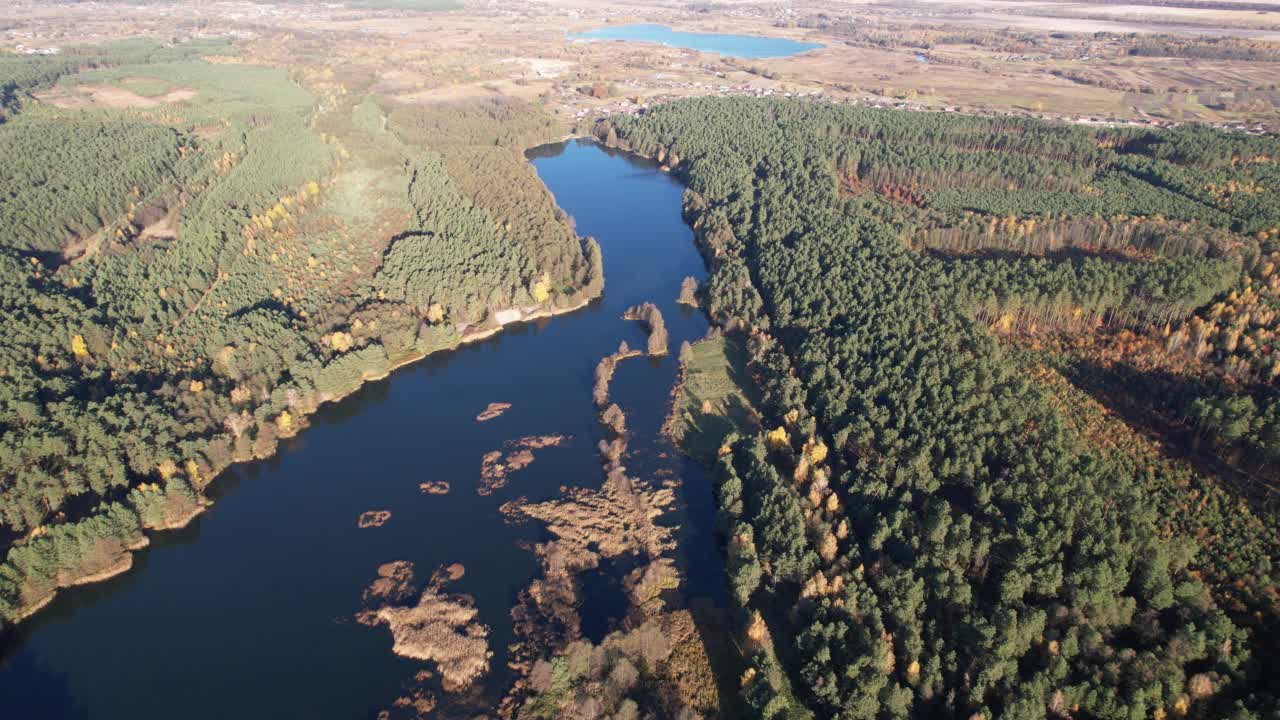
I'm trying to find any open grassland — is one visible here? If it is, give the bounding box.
[8,0,1280,131]
[669,335,762,463]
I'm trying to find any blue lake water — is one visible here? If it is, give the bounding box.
[0,140,727,719]
[572,23,822,59]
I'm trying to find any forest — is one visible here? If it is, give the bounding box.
[0,41,595,626]
[601,96,1280,719]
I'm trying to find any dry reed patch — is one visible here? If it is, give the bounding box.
[593,344,643,407]
[385,686,436,719]
[358,510,392,528]
[653,609,723,717]
[363,561,417,606]
[375,592,490,691]
[364,562,491,693]
[502,458,680,697]
[475,401,513,422]
[510,467,676,564]
[478,434,568,495]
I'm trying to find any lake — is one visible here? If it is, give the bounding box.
[571,23,822,59]
[0,140,726,719]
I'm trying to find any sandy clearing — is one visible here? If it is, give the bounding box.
[395,78,549,104]
[499,57,574,77]
[37,84,198,110]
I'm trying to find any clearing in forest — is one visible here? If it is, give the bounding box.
[36,83,198,110]
[668,335,761,462]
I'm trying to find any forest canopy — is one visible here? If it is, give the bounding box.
[601,96,1280,719]
[0,43,593,626]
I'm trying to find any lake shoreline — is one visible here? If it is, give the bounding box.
[2,132,606,631]
[2,298,596,630]
[2,138,726,719]
[357,298,593,385]
[11,537,150,624]
[3,137,655,643]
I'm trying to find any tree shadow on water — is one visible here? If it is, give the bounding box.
[0,650,90,720]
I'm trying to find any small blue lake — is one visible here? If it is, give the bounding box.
[571,23,822,59]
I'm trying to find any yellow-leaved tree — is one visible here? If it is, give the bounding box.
[805,439,828,466]
[71,334,89,359]
[157,458,178,480]
[765,426,790,451]
[819,531,838,563]
[531,275,551,304]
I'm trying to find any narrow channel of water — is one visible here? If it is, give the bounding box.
[0,139,726,719]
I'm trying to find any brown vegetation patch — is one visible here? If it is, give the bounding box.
[383,686,437,720]
[593,343,643,407]
[136,203,181,243]
[358,510,392,528]
[363,561,417,607]
[478,434,568,495]
[653,609,724,717]
[515,611,725,719]
[512,468,676,564]
[37,84,198,110]
[677,276,700,307]
[503,457,680,685]
[514,435,566,451]
[475,401,513,422]
[479,450,506,493]
[443,562,465,582]
[601,403,627,436]
[506,539,584,697]
[419,481,451,495]
[362,562,491,693]
[625,555,680,610]
[505,449,535,472]
[501,396,687,709]
[624,302,670,356]
[375,588,491,692]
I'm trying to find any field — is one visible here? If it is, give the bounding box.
[668,335,762,462]
[5,0,1280,130]
[35,83,197,109]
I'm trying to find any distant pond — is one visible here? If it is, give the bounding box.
[571,23,823,59]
